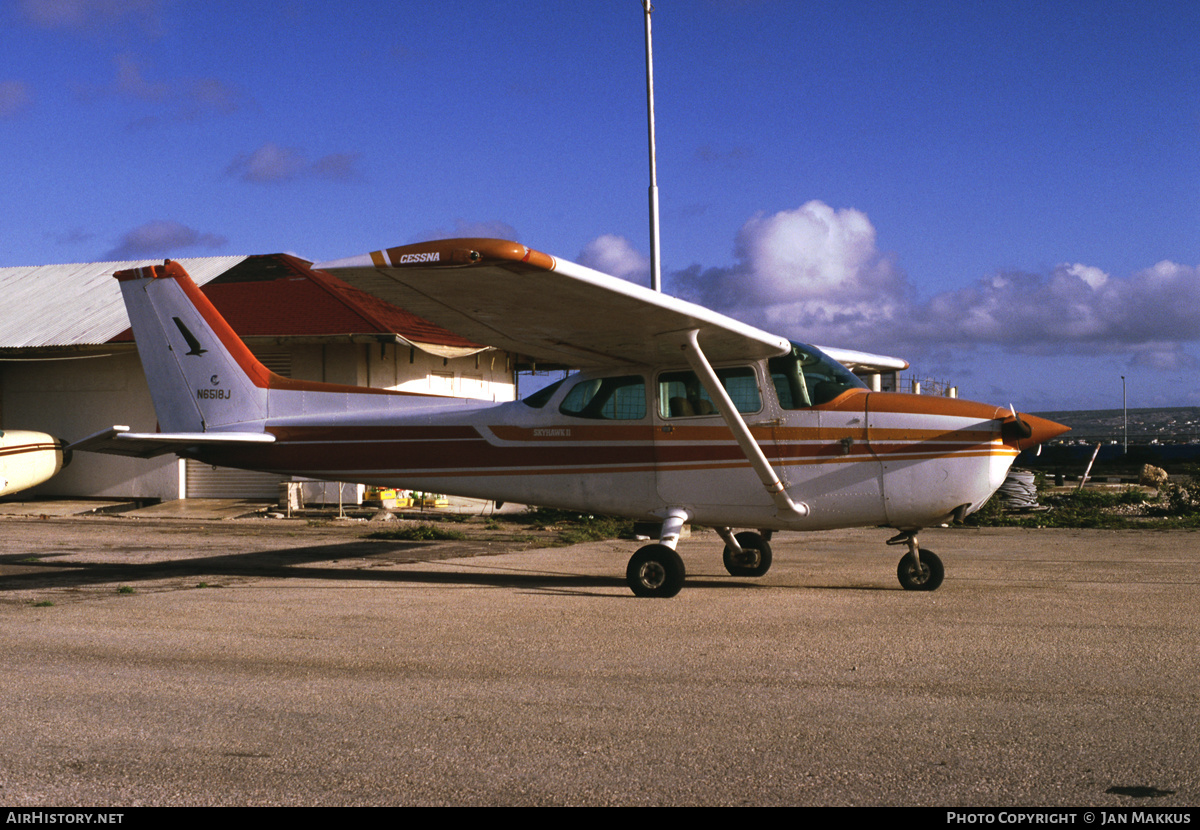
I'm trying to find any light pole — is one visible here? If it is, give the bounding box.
[1121,375,1127,454]
[643,0,662,293]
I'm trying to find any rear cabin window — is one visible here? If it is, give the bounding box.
[658,367,761,418]
[559,375,647,420]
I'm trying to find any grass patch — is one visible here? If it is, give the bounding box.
[31,600,54,607]
[365,524,468,542]
[116,585,136,594]
[966,481,1200,529]
[508,508,636,546]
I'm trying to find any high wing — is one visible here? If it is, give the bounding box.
[815,346,909,373]
[314,239,791,368]
[68,425,276,459]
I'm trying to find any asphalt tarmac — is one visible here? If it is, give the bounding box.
[1,515,1197,806]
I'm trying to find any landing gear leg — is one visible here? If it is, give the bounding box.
[626,508,688,598]
[887,531,944,591]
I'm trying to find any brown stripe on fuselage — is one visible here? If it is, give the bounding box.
[0,443,61,457]
[196,418,1014,476]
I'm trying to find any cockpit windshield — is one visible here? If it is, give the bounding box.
[768,342,868,408]
[521,377,566,408]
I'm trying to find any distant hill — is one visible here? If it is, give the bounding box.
[1032,407,1200,444]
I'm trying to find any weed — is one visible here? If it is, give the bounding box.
[365,524,468,542]
[966,484,1200,529]
[552,516,636,546]
[117,585,136,594]
[31,600,54,608]
[510,508,636,546]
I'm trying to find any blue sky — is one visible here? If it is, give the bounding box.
[2,0,1197,411]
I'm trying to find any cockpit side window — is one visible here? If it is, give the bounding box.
[769,343,867,409]
[658,367,761,418]
[559,375,646,420]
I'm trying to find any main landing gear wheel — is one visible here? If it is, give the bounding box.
[626,544,686,598]
[897,549,944,591]
[722,531,773,577]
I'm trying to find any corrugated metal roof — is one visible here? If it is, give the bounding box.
[0,256,248,348]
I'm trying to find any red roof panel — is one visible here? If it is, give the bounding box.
[110,253,480,348]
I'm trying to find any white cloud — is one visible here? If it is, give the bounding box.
[1061,262,1108,289]
[105,220,226,260]
[226,143,361,184]
[661,200,1200,376]
[0,80,33,117]
[74,56,247,125]
[738,202,883,295]
[907,260,1200,359]
[577,234,650,283]
[671,200,913,345]
[19,0,164,35]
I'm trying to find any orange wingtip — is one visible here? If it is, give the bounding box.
[371,238,556,271]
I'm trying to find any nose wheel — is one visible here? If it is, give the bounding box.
[896,547,944,591]
[626,544,686,598]
[888,531,945,591]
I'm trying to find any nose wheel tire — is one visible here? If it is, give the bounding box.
[897,548,944,591]
[627,544,686,598]
[722,531,773,577]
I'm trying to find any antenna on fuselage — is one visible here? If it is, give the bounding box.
[643,0,663,292]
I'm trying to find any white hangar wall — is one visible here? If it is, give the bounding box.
[2,350,178,499]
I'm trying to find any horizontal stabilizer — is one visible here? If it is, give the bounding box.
[69,426,275,459]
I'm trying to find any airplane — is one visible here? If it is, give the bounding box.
[0,430,70,497]
[70,238,1069,597]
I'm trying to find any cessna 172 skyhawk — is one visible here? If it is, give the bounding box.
[72,238,1068,597]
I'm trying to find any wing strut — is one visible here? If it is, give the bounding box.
[681,329,809,520]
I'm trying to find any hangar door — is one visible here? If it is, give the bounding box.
[184,348,289,499]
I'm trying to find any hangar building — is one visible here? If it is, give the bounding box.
[0,254,515,501]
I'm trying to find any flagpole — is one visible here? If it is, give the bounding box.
[643,1,663,292]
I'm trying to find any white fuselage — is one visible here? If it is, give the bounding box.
[190,363,1021,532]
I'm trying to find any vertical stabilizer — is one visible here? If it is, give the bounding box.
[116,261,270,432]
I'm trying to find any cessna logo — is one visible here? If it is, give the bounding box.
[398,252,439,264]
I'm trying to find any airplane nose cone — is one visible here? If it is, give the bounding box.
[1002,412,1070,450]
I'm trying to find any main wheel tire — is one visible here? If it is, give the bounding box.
[626,544,686,598]
[722,531,773,577]
[897,548,944,591]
